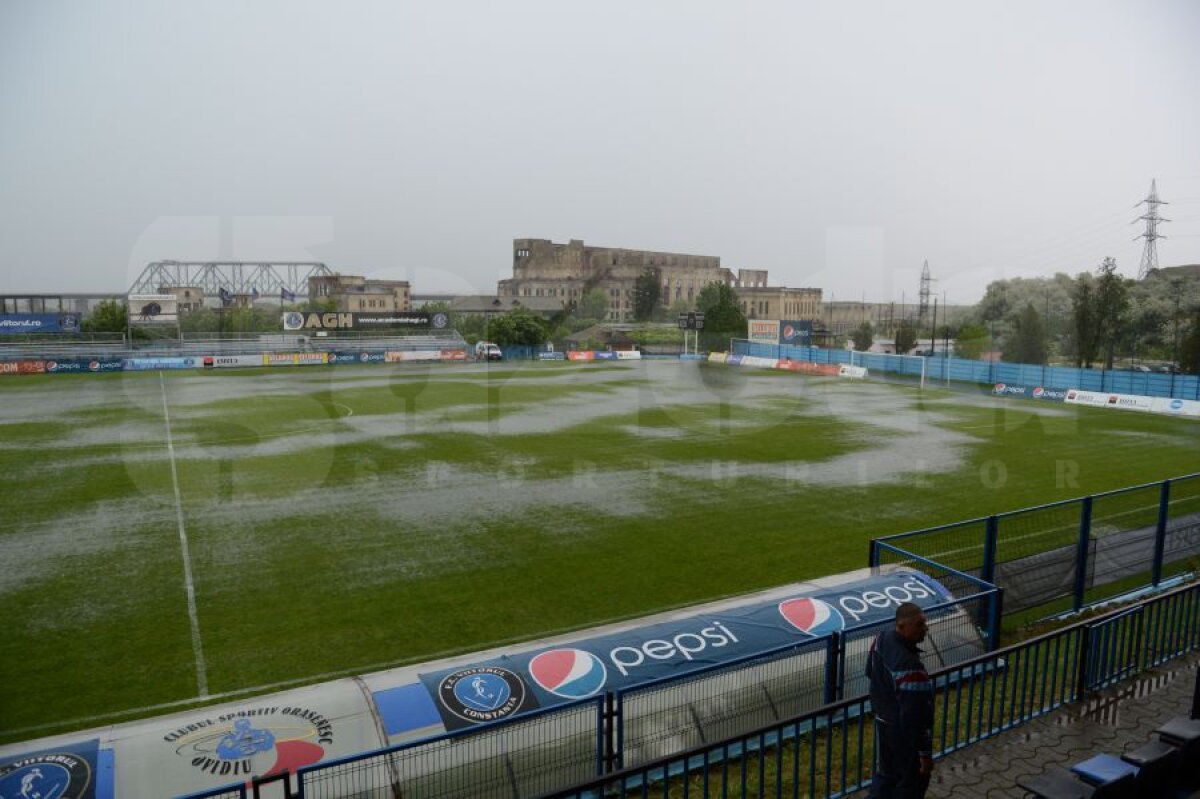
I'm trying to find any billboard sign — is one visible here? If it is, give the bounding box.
[411,571,951,730]
[282,312,441,332]
[123,357,195,371]
[0,313,81,335]
[127,294,178,325]
[779,320,813,346]
[0,738,104,799]
[748,320,780,344]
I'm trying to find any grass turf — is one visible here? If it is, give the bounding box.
[0,361,1197,743]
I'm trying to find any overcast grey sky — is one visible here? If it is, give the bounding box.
[2,0,1198,304]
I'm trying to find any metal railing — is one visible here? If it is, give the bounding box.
[874,473,1200,619]
[543,579,1200,799]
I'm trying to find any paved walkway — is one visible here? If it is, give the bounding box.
[928,653,1200,797]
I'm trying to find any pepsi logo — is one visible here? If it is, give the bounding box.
[993,383,1005,393]
[89,361,100,371]
[528,648,607,699]
[1171,399,1184,410]
[1067,391,1077,400]
[778,597,845,636]
[360,352,370,362]
[46,361,58,371]
[1033,387,1044,397]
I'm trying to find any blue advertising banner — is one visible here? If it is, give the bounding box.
[0,313,81,335]
[538,352,566,361]
[408,571,950,730]
[991,383,1070,402]
[122,357,197,371]
[0,738,102,798]
[779,320,813,346]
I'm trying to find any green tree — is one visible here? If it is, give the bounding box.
[487,308,549,348]
[633,268,661,322]
[1093,257,1131,369]
[954,323,989,360]
[82,299,127,333]
[1003,304,1047,364]
[894,319,918,354]
[850,322,874,351]
[1071,275,1099,368]
[1181,308,1200,375]
[696,282,746,334]
[578,289,608,321]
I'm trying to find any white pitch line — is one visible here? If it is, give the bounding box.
[160,373,209,698]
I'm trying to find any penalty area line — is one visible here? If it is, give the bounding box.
[160,372,210,698]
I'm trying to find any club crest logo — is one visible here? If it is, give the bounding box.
[0,750,91,799]
[432,312,449,329]
[283,312,304,330]
[163,706,334,780]
[437,667,526,724]
[778,597,845,636]
[528,649,607,699]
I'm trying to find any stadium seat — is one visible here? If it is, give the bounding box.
[1018,763,1135,798]
[1156,717,1200,788]
[1120,738,1177,798]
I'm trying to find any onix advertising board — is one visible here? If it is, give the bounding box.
[0,313,81,335]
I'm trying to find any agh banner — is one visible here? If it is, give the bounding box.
[408,572,953,731]
[748,320,780,344]
[0,313,81,335]
[282,311,448,332]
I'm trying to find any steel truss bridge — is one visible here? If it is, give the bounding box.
[127,261,334,298]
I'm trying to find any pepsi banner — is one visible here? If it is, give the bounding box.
[0,738,104,799]
[413,572,951,730]
[779,320,813,346]
[0,313,81,335]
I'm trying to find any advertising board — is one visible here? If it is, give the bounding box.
[567,351,595,361]
[614,350,642,360]
[384,350,466,363]
[201,355,264,369]
[0,313,81,335]
[127,294,178,325]
[123,358,196,371]
[1152,397,1200,417]
[991,383,1029,397]
[748,320,780,344]
[262,353,329,366]
[739,355,778,369]
[776,360,839,377]
[397,571,952,731]
[838,365,868,378]
[708,352,728,363]
[282,311,446,332]
[538,352,566,360]
[779,320,813,346]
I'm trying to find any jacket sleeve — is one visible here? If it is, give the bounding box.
[895,659,934,755]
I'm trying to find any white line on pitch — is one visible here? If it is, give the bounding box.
[160,373,209,698]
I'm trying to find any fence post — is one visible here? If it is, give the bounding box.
[604,692,620,773]
[1073,496,1093,612]
[1153,480,1171,587]
[824,633,841,705]
[869,540,880,569]
[982,516,999,585]
[1076,623,1093,701]
[987,589,1004,652]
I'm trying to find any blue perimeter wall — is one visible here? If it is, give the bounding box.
[733,341,1200,401]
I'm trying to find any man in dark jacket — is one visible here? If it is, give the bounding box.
[866,601,934,798]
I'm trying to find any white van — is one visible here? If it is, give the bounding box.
[475,341,503,361]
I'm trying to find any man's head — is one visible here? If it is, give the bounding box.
[895,602,928,644]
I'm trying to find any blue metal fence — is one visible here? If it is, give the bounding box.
[874,473,1200,619]
[730,340,1200,399]
[543,579,1200,799]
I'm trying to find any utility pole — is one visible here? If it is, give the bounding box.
[1135,179,1169,280]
